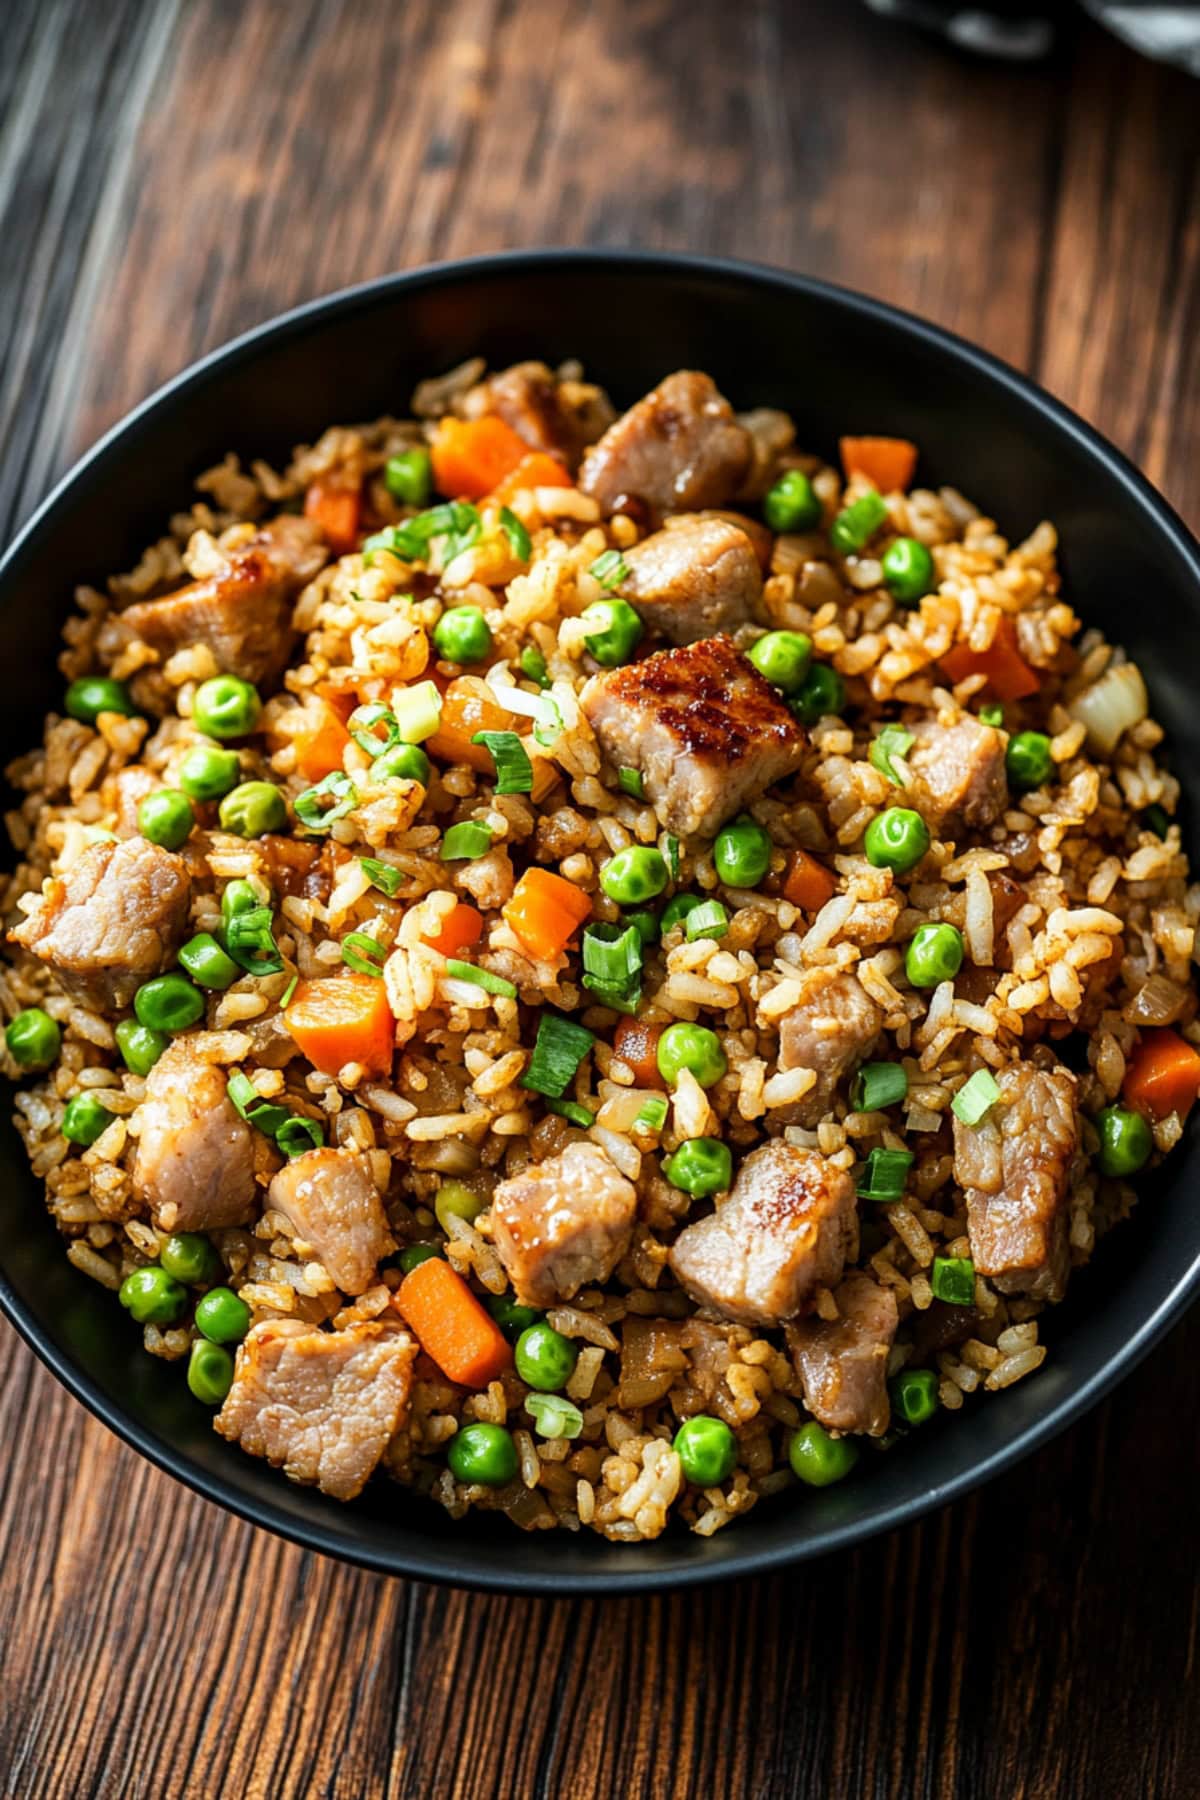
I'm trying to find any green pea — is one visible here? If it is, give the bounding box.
[61,1092,113,1147]
[905,922,964,989]
[623,909,660,947]
[5,1007,61,1070]
[398,1243,443,1274]
[747,630,813,694]
[1006,730,1053,792]
[137,788,195,850]
[881,537,936,606]
[662,1137,732,1198]
[118,1265,187,1326]
[789,1420,859,1486]
[194,1286,251,1345]
[713,816,772,888]
[178,933,240,992]
[373,741,432,786]
[134,973,206,1034]
[486,1293,544,1338]
[434,1180,485,1234]
[1142,803,1170,840]
[161,1232,222,1286]
[580,598,643,667]
[830,490,888,556]
[433,605,493,665]
[192,675,262,740]
[763,469,822,534]
[187,1339,235,1405]
[789,662,845,725]
[219,781,287,838]
[600,845,668,905]
[673,1414,737,1486]
[656,1022,727,1089]
[65,675,138,724]
[384,446,433,507]
[1095,1104,1153,1178]
[890,1368,939,1426]
[660,894,704,935]
[446,1422,518,1487]
[177,744,241,801]
[864,806,930,875]
[114,1017,169,1076]
[514,1322,578,1392]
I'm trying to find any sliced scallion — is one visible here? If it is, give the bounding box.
[348,704,401,758]
[520,644,550,688]
[851,1061,909,1112]
[869,724,914,787]
[224,905,283,976]
[618,766,645,800]
[280,972,299,1008]
[590,549,630,590]
[930,1255,976,1306]
[685,899,729,942]
[951,1068,1001,1125]
[341,932,386,977]
[522,1013,595,1098]
[665,835,680,881]
[471,729,533,795]
[856,1146,914,1202]
[582,923,643,992]
[360,856,402,897]
[294,770,358,834]
[444,959,518,999]
[546,1098,595,1128]
[276,1115,325,1158]
[499,506,532,561]
[633,1094,669,1133]
[525,1393,584,1439]
[363,501,481,567]
[440,821,494,861]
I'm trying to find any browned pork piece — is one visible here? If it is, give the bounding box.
[668,1142,858,1327]
[215,1319,417,1500]
[117,514,326,688]
[462,360,615,465]
[775,968,883,1127]
[10,836,191,1012]
[490,1141,638,1307]
[582,635,806,838]
[268,1147,391,1296]
[617,517,763,645]
[953,1060,1080,1302]
[578,371,753,516]
[905,712,1008,834]
[787,1271,899,1437]
[132,1040,256,1231]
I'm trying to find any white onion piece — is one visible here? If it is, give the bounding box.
[1069,661,1147,755]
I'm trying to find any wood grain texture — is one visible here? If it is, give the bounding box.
[2,2,1199,1795]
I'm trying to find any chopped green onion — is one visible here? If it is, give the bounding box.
[581,978,642,1013]
[830,490,888,556]
[444,959,518,999]
[471,730,533,795]
[851,1061,909,1112]
[348,704,401,758]
[341,932,386,977]
[276,1115,325,1158]
[618,766,645,800]
[930,1255,976,1306]
[665,835,680,881]
[280,973,299,1008]
[590,549,630,590]
[633,1094,669,1133]
[226,1073,292,1137]
[522,1013,595,1098]
[685,899,729,942]
[499,506,532,561]
[980,703,1004,727]
[951,1069,1001,1126]
[360,856,402,897]
[224,905,283,976]
[393,680,442,744]
[546,1098,595,1127]
[856,1146,914,1202]
[294,770,358,834]
[525,1393,584,1439]
[364,501,481,567]
[441,821,494,861]
[870,724,914,787]
[520,644,550,688]
[532,695,563,749]
[1143,803,1170,840]
[582,923,643,992]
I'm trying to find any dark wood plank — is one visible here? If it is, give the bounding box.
[1,3,1199,1797]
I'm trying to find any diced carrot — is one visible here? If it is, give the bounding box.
[1122,1028,1200,1122]
[293,701,352,782]
[839,436,918,494]
[304,481,361,554]
[490,451,573,505]
[422,902,484,957]
[314,682,360,725]
[425,677,515,772]
[430,416,531,501]
[782,849,838,912]
[285,975,395,1078]
[503,867,593,962]
[613,1016,665,1090]
[395,1257,512,1388]
[939,616,1040,703]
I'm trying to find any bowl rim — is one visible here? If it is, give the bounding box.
[2,246,1199,1595]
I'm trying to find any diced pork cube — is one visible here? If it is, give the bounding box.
[215,1319,417,1501]
[463,360,614,464]
[118,515,326,688]
[578,372,753,517]
[10,835,191,1012]
[906,713,1007,834]
[953,1060,1079,1301]
[268,1146,391,1296]
[132,1039,256,1231]
[787,1272,899,1437]
[668,1142,857,1327]
[775,968,883,1127]
[618,517,763,645]
[490,1141,638,1307]
[582,635,806,838]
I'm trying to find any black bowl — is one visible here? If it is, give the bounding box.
[2,251,1198,1594]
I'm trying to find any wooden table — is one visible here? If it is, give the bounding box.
[3,3,1198,1793]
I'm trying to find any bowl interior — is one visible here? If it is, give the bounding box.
[3,254,1198,1591]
